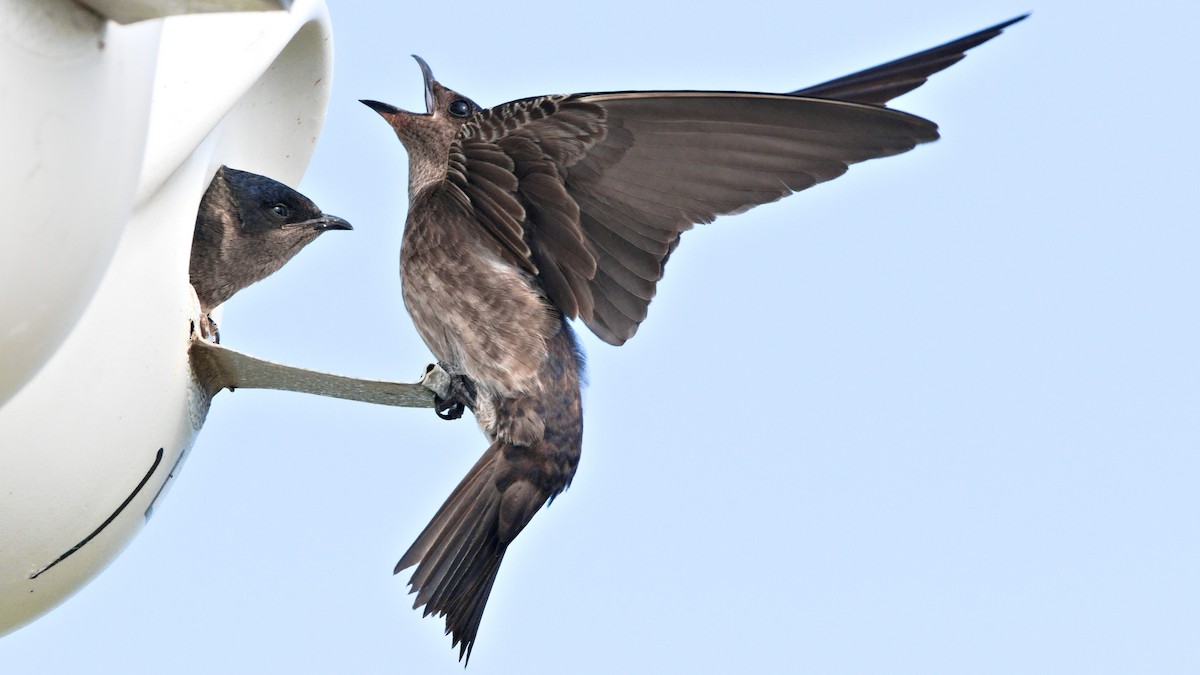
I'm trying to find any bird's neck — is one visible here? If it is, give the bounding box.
[410,162,450,202]
[402,135,456,202]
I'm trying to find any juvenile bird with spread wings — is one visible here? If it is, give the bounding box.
[363,14,1025,662]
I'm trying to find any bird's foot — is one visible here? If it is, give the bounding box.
[198,313,221,344]
[434,395,464,420]
[422,363,476,421]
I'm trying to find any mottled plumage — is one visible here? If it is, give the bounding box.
[363,14,1024,662]
[190,166,351,340]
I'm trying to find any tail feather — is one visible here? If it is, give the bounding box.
[395,441,511,662]
[451,554,506,658]
[397,449,497,575]
[412,472,497,601]
[446,552,503,663]
[422,495,500,611]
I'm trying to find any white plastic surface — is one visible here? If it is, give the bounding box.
[78,0,291,25]
[0,0,160,407]
[0,0,335,635]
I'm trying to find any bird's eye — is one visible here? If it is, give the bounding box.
[447,99,472,118]
[271,204,289,218]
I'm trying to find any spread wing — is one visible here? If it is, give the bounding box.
[791,14,1028,105]
[447,92,938,345]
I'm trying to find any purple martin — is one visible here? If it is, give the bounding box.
[362,14,1025,661]
[190,166,352,341]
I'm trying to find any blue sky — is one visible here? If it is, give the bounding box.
[5,1,1200,673]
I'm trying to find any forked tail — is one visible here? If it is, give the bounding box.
[396,319,585,662]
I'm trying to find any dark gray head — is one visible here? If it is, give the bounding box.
[190,166,352,311]
[360,56,482,198]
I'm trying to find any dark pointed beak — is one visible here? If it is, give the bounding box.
[360,99,403,120]
[313,214,353,232]
[412,55,435,113]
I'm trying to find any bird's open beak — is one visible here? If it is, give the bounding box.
[313,215,353,232]
[360,99,403,121]
[361,56,436,122]
[412,55,436,113]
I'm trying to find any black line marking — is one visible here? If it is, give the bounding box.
[30,447,165,580]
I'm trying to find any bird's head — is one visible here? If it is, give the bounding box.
[361,56,482,199]
[219,167,352,238]
[217,166,352,280]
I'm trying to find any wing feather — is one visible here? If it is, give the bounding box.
[449,91,938,344]
[792,14,1028,105]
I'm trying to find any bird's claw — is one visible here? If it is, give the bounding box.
[434,395,465,420]
[425,363,477,422]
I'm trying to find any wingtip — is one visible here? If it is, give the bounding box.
[994,13,1031,32]
[787,12,1030,106]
